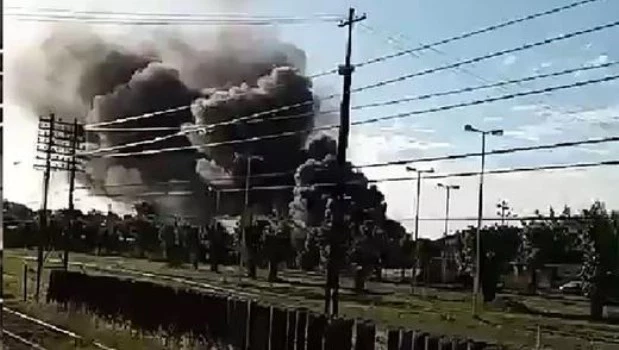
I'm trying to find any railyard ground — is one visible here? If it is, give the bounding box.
[2,254,165,350]
[4,248,619,350]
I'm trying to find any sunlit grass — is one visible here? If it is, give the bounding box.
[3,250,164,350]
[6,249,619,349]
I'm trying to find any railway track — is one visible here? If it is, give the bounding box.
[2,307,115,350]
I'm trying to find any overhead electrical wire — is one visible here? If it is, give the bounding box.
[59,59,619,138]
[84,159,619,195]
[351,60,619,110]
[359,23,501,90]
[5,11,343,25]
[354,0,606,69]
[84,73,619,158]
[82,134,619,191]
[356,135,619,169]
[349,73,619,127]
[357,22,598,126]
[352,19,619,93]
[4,6,342,21]
[83,18,619,138]
[306,0,605,79]
[86,126,184,132]
[83,60,618,154]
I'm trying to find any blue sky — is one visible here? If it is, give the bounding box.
[4,0,619,238]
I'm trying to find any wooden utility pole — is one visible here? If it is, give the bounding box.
[35,115,84,300]
[35,114,55,302]
[64,119,81,270]
[324,7,366,316]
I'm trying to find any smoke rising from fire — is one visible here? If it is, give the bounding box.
[7,22,319,221]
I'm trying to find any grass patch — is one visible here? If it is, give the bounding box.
[3,250,164,350]
[6,249,619,349]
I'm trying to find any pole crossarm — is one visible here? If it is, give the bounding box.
[34,115,86,293]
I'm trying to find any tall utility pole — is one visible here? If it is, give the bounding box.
[464,124,503,316]
[64,119,83,270]
[35,115,84,300]
[405,166,434,294]
[437,183,460,284]
[35,114,55,302]
[325,7,366,316]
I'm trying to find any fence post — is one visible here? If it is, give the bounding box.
[23,263,28,301]
[387,329,401,350]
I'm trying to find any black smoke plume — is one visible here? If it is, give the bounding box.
[8,24,316,222]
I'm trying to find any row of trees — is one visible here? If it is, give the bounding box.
[5,196,618,319]
[455,202,619,319]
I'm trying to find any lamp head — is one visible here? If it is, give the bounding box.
[491,129,504,136]
[405,166,416,172]
[464,124,476,132]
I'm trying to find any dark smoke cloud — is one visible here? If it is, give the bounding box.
[8,23,317,221]
[289,135,381,227]
[187,66,317,214]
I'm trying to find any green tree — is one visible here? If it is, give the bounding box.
[263,214,294,282]
[457,225,520,301]
[520,206,580,292]
[577,201,619,319]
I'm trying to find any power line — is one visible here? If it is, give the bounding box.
[350,73,619,127]
[84,73,619,158]
[352,19,619,93]
[5,6,342,21]
[83,159,619,196]
[398,216,589,222]
[287,0,604,80]
[83,97,325,130]
[352,60,619,110]
[359,23,499,90]
[354,0,605,69]
[86,126,183,132]
[356,135,619,169]
[77,135,619,192]
[84,105,190,129]
[80,19,619,139]
[82,110,320,156]
[357,21,606,124]
[20,59,619,139]
[5,12,342,25]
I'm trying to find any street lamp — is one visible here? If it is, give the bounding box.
[241,154,264,279]
[207,185,221,216]
[437,183,460,284]
[464,124,503,316]
[406,166,434,293]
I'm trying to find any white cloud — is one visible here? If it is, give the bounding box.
[405,140,451,150]
[503,55,517,66]
[483,116,503,123]
[585,54,609,67]
[349,124,619,239]
[506,105,619,142]
[540,62,553,69]
[511,104,544,112]
[576,147,610,156]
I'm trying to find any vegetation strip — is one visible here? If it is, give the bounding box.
[3,306,117,350]
[3,329,49,350]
